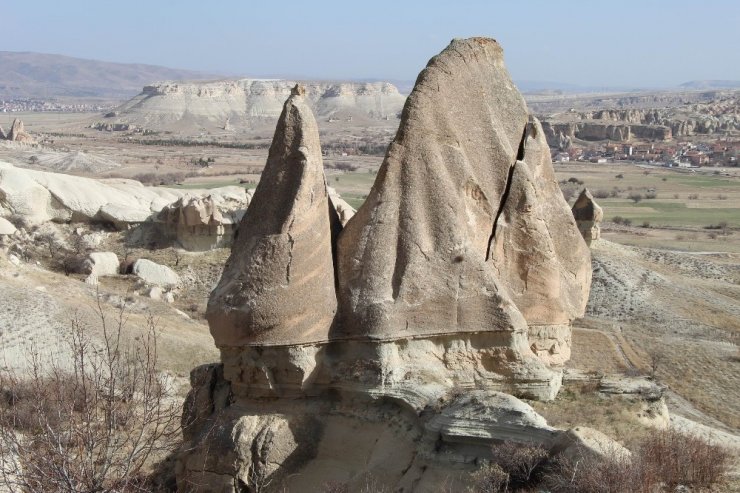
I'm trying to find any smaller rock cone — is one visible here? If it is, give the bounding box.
[207,85,340,347]
[572,188,603,245]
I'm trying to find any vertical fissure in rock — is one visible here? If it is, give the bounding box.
[485,124,528,261]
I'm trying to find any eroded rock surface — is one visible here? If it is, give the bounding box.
[206,85,340,347]
[5,119,34,143]
[572,188,603,245]
[180,38,595,492]
[158,193,251,251]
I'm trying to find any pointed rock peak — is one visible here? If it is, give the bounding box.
[336,37,534,340]
[206,91,339,347]
[291,83,306,97]
[572,188,603,246]
[572,188,604,222]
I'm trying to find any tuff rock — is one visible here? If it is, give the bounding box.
[180,38,595,492]
[572,188,604,245]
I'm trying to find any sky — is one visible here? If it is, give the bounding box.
[3,0,740,88]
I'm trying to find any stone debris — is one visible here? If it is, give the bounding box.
[132,258,180,288]
[82,251,119,278]
[158,192,251,251]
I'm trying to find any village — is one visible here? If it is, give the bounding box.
[552,138,740,168]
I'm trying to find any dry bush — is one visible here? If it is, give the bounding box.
[490,441,548,487]
[638,429,733,489]
[543,429,733,493]
[592,189,610,199]
[0,299,181,492]
[470,463,509,493]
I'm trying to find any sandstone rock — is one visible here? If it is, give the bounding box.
[147,286,163,300]
[0,125,6,140]
[336,38,589,379]
[108,79,407,135]
[132,258,180,288]
[0,160,247,229]
[327,186,355,226]
[0,217,16,235]
[550,426,631,462]
[6,119,34,143]
[178,38,596,491]
[84,274,98,286]
[158,191,251,251]
[426,391,558,445]
[572,189,603,245]
[339,38,528,338]
[163,291,175,303]
[488,119,591,364]
[207,85,340,347]
[8,253,20,266]
[82,251,119,277]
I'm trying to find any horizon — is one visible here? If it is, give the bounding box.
[4,0,740,88]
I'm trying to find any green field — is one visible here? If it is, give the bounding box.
[601,200,739,227]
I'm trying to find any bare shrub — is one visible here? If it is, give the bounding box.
[543,429,733,492]
[593,189,610,199]
[644,191,657,199]
[0,300,181,492]
[688,193,699,200]
[628,192,643,204]
[470,463,509,493]
[544,448,637,493]
[490,441,549,487]
[638,429,733,489]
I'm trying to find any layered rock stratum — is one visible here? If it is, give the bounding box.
[98,79,407,134]
[540,94,739,146]
[0,161,248,229]
[178,38,594,492]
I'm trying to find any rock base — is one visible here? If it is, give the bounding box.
[176,364,562,493]
[220,331,563,405]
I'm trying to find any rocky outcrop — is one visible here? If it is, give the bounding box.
[132,258,180,287]
[0,161,248,230]
[0,217,16,236]
[207,85,341,347]
[82,251,119,277]
[540,95,738,144]
[102,79,407,134]
[487,119,591,365]
[5,119,34,143]
[158,192,252,251]
[180,38,594,492]
[572,189,603,245]
[541,121,671,145]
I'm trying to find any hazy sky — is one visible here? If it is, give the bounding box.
[4,0,740,87]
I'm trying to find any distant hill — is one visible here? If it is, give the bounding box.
[680,80,740,90]
[0,51,222,100]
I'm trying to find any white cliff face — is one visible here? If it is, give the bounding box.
[0,161,248,229]
[106,79,407,132]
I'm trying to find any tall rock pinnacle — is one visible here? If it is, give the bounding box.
[337,38,544,339]
[207,84,340,347]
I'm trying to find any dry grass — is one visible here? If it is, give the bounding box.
[568,328,627,373]
[530,390,650,450]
